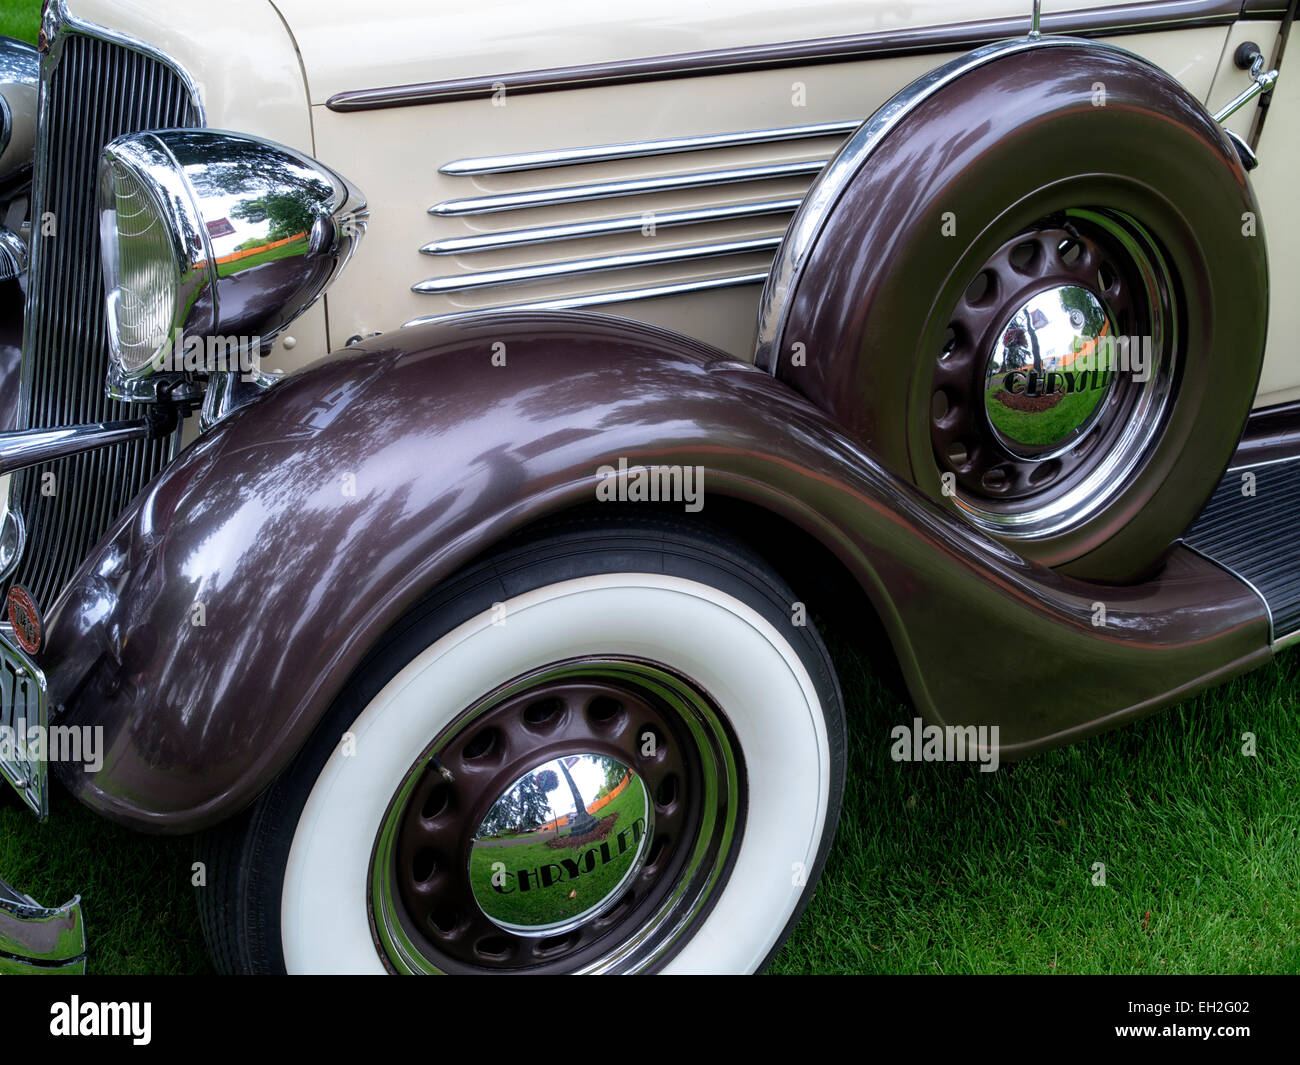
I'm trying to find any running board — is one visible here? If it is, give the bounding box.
[1183,457,1300,646]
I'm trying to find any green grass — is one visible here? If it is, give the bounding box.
[3,639,1296,974]
[769,637,1300,974]
[467,782,648,928]
[215,236,310,278]
[0,0,39,45]
[987,385,1106,447]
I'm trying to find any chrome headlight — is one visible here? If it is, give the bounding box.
[97,129,366,388]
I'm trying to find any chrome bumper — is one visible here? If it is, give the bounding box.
[0,877,85,973]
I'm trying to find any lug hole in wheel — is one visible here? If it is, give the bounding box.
[946,442,969,468]
[421,783,450,820]
[587,695,625,727]
[964,269,996,307]
[1098,263,1117,292]
[643,835,669,874]
[596,891,635,926]
[522,696,565,729]
[475,935,512,959]
[655,774,679,811]
[462,727,500,761]
[1057,239,1081,265]
[535,932,580,957]
[931,390,951,422]
[1028,460,1061,487]
[940,324,960,361]
[429,903,461,935]
[1009,240,1039,273]
[981,467,1009,493]
[411,847,439,883]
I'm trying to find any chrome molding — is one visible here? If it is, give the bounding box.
[420,198,801,255]
[0,419,151,476]
[414,236,781,294]
[754,35,1163,372]
[0,876,86,973]
[439,120,861,175]
[430,160,827,216]
[326,1,1242,111]
[403,272,768,327]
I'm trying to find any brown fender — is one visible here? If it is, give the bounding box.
[40,312,1268,832]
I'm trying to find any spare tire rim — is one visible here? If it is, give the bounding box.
[930,207,1178,539]
[368,657,742,973]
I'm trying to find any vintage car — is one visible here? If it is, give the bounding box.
[0,0,1294,974]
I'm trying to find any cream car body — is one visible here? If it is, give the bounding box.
[75,0,1300,404]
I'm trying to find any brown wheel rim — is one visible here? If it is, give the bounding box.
[368,657,743,973]
[929,207,1178,540]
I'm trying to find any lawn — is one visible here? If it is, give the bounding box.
[0,0,38,45]
[467,780,649,928]
[3,636,1296,974]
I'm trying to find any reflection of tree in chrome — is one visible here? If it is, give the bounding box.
[231,191,316,246]
[478,772,552,838]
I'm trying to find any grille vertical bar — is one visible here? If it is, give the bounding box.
[6,33,199,610]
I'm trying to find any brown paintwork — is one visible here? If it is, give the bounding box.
[768,42,1268,580]
[39,313,1268,833]
[324,0,1243,111]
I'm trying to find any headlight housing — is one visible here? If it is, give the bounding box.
[97,129,366,396]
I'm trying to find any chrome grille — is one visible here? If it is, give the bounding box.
[6,31,198,609]
[411,120,858,326]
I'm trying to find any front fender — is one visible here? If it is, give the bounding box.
[42,312,1268,832]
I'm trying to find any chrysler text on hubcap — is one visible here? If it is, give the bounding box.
[368,658,742,973]
[931,208,1177,538]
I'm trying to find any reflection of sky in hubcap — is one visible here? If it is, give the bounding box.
[983,286,1117,455]
[469,753,653,936]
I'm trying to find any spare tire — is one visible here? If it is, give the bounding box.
[757,37,1268,581]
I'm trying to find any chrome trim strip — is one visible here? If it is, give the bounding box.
[1226,451,1300,472]
[429,160,827,216]
[0,875,86,973]
[439,121,860,175]
[403,271,768,326]
[327,1,1241,111]
[0,420,151,477]
[414,236,781,293]
[1272,626,1300,650]
[421,199,800,255]
[754,35,1161,372]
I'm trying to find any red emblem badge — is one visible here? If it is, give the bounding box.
[7,585,42,655]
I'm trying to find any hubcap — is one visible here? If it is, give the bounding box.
[469,753,654,937]
[983,285,1116,458]
[930,208,1177,538]
[368,658,742,973]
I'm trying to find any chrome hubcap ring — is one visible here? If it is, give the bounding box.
[368,657,742,973]
[930,208,1177,538]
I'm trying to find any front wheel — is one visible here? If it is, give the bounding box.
[196,515,846,973]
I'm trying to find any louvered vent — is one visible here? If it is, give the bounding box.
[410,120,860,325]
